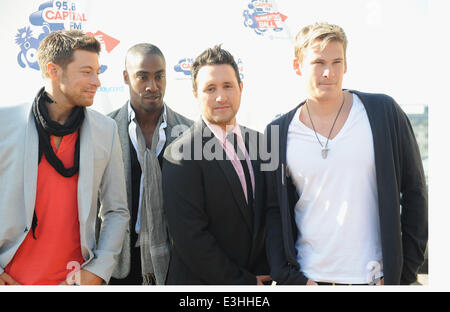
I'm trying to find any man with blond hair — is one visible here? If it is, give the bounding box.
[0,30,129,285]
[264,22,427,285]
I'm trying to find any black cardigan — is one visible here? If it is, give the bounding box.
[263,90,428,285]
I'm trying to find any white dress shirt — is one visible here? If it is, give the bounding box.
[202,117,255,203]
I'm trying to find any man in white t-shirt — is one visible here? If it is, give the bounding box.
[264,22,427,285]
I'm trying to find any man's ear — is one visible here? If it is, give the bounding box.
[123,70,130,85]
[192,88,198,99]
[47,63,60,80]
[293,58,302,76]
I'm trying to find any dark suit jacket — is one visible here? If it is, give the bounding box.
[264,90,428,285]
[162,120,269,284]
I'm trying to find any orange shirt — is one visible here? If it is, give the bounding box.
[5,131,84,285]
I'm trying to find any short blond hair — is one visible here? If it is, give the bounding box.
[294,22,347,63]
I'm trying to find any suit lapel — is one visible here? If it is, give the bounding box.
[165,105,192,150]
[216,160,253,234]
[165,105,177,146]
[241,126,260,238]
[77,110,94,235]
[23,111,39,225]
[112,104,132,211]
[200,121,253,233]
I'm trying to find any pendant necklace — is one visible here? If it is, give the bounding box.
[305,95,345,159]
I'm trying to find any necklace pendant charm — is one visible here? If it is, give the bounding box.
[321,147,329,159]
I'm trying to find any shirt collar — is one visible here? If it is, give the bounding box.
[127,100,167,129]
[202,115,242,145]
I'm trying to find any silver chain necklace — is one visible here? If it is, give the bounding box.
[305,95,345,159]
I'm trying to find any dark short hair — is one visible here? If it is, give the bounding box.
[38,30,101,77]
[125,43,166,69]
[191,45,241,91]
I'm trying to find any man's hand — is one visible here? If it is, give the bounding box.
[78,270,103,285]
[60,269,103,286]
[0,273,20,285]
[256,275,272,285]
[306,279,318,285]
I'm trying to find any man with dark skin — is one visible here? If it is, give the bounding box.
[107,44,192,285]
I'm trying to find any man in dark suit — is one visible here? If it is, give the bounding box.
[162,45,271,285]
[107,43,192,285]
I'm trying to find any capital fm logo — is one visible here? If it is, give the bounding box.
[243,0,288,36]
[174,58,194,78]
[15,1,120,74]
[174,57,244,81]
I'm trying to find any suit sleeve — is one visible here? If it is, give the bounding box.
[263,123,308,285]
[82,121,130,283]
[395,102,428,284]
[162,145,257,285]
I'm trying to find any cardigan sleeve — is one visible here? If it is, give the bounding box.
[263,121,309,285]
[393,100,428,284]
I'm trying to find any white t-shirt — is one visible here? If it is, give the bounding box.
[286,94,383,284]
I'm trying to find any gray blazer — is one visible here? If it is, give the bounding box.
[108,102,192,279]
[0,103,130,283]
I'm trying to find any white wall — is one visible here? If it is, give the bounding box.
[0,0,430,132]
